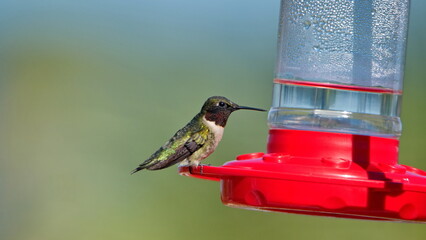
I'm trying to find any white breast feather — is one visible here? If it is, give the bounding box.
[202,116,224,146]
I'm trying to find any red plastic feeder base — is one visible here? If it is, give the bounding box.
[179,129,426,223]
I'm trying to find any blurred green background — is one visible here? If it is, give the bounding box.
[0,1,425,240]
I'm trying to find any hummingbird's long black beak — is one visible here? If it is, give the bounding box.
[235,105,266,112]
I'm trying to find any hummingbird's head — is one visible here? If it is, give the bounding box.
[201,96,265,127]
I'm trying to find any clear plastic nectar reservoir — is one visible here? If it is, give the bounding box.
[268,0,409,138]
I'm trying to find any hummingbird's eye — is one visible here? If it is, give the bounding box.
[218,101,226,107]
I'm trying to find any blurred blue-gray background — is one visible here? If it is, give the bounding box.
[0,1,425,240]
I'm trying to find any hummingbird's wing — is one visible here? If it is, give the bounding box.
[131,125,207,173]
[145,137,204,170]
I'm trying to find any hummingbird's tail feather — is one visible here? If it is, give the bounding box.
[130,166,144,174]
[130,161,151,174]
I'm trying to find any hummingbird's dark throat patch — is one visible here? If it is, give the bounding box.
[205,110,230,127]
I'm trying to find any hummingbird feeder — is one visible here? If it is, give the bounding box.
[179,0,426,222]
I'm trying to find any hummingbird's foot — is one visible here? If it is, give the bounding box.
[196,163,212,174]
[195,162,212,168]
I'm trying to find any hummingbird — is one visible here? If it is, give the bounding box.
[131,96,265,174]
